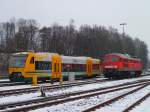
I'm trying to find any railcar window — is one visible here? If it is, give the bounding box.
[80,64,85,71]
[62,64,72,72]
[9,56,26,67]
[35,61,51,70]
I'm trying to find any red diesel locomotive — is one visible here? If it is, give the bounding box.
[103,53,143,79]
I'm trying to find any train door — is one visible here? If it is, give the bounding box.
[24,52,35,75]
[86,58,93,77]
[51,54,62,79]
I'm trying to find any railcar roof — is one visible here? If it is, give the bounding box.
[93,59,100,63]
[61,56,100,64]
[35,52,57,55]
[61,56,88,63]
[13,52,28,55]
[13,52,57,55]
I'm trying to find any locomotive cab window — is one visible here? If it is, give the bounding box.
[111,57,118,62]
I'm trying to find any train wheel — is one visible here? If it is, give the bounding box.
[41,78,47,82]
[9,78,14,82]
[9,74,14,82]
[135,71,141,77]
[25,81,29,84]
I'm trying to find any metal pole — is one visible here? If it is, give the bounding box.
[120,23,127,37]
[120,23,127,53]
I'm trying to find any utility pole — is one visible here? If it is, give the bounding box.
[120,23,127,37]
[120,23,127,53]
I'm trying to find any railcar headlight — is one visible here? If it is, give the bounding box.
[17,73,22,76]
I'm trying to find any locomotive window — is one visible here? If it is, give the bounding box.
[112,57,118,62]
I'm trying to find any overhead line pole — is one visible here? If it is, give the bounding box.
[120,23,127,37]
[120,23,127,54]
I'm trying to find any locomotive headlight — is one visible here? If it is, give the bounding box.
[114,65,117,68]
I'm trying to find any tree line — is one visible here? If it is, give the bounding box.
[0,18,148,74]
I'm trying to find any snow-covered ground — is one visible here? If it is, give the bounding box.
[30,86,140,112]
[0,75,150,112]
[130,97,150,112]
[0,84,35,91]
[0,79,9,81]
[96,85,150,112]
[0,75,150,105]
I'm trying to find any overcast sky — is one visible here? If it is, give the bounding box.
[0,0,150,53]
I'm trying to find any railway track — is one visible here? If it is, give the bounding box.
[0,78,108,96]
[123,92,150,112]
[83,83,150,112]
[0,82,29,87]
[0,77,149,97]
[0,79,150,112]
[0,76,104,87]
[0,73,149,87]
[140,73,150,77]
[0,73,149,96]
[0,80,10,83]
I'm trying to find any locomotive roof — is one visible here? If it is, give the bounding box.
[105,53,141,61]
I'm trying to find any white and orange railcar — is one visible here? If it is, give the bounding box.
[8,52,101,82]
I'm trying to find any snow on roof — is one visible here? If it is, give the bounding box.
[35,52,57,55]
[93,59,100,63]
[61,56,89,64]
[34,53,57,61]
[13,52,29,55]
[61,56,100,64]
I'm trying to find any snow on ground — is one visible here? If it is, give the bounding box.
[0,79,9,81]
[30,86,139,112]
[0,84,35,91]
[130,96,150,112]
[0,92,42,105]
[0,75,150,105]
[95,85,150,112]
[0,81,61,91]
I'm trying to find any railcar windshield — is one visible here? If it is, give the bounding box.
[9,55,27,67]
